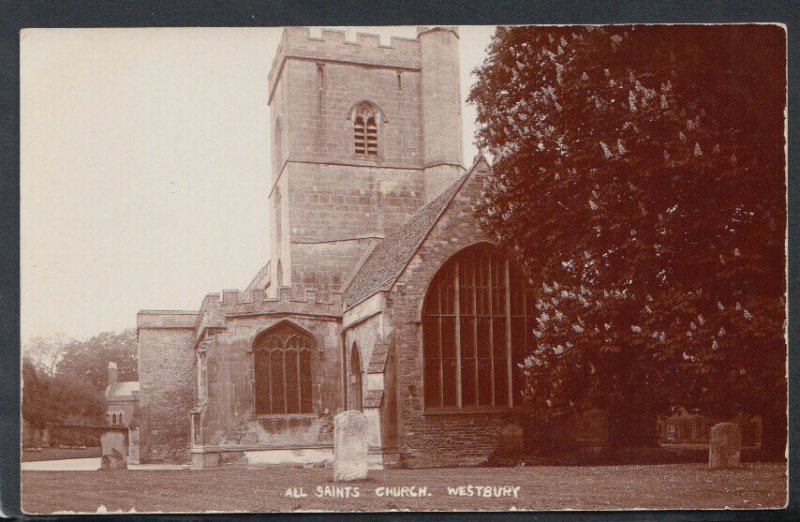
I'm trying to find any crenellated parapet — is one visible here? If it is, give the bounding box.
[193,285,343,346]
[268,27,422,102]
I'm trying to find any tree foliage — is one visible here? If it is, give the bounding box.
[22,357,50,430]
[469,26,786,451]
[22,329,138,430]
[54,330,138,391]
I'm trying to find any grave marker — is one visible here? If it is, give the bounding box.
[333,410,368,481]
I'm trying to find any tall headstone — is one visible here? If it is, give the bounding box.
[100,430,128,470]
[709,422,742,470]
[500,423,524,452]
[333,410,368,481]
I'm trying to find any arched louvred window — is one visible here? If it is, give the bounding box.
[352,102,381,157]
[423,243,535,410]
[254,323,314,414]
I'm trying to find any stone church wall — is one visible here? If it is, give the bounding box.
[344,313,383,410]
[192,290,343,457]
[137,311,197,463]
[387,161,534,467]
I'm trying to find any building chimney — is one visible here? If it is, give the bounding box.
[108,361,118,388]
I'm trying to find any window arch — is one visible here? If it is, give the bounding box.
[254,323,314,414]
[423,243,534,410]
[351,343,363,411]
[350,101,384,157]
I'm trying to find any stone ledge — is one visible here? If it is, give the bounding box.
[192,442,333,453]
[137,310,198,329]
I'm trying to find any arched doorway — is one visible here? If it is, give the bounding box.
[351,344,363,411]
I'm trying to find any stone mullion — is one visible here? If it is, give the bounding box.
[454,261,462,409]
[488,254,495,406]
[471,257,479,408]
[505,259,513,406]
[268,349,275,414]
[264,350,272,413]
[437,283,444,408]
[295,342,302,413]
[282,342,288,414]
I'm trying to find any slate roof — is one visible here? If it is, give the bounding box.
[342,169,472,308]
[105,381,140,398]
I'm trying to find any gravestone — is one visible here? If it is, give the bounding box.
[333,410,368,481]
[500,423,524,452]
[709,422,742,470]
[100,430,128,470]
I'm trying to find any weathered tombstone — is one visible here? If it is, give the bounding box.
[709,422,742,470]
[333,410,368,481]
[500,423,524,452]
[100,430,128,470]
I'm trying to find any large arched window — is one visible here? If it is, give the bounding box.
[423,243,534,410]
[254,323,314,414]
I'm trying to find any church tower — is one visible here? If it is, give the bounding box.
[263,27,464,297]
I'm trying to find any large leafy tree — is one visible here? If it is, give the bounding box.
[22,357,50,430]
[469,25,786,453]
[54,329,138,391]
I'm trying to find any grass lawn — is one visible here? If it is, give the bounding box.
[22,462,786,513]
[21,447,101,462]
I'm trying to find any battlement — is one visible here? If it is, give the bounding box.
[268,26,424,103]
[194,285,343,343]
[137,310,199,330]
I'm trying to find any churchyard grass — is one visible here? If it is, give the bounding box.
[22,462,786,513]
[21,447,101,463]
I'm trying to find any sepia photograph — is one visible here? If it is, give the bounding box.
[19,23,788,513]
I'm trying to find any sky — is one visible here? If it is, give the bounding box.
[20,26,497,342]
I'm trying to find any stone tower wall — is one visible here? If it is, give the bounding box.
[419,27,465,201]
[265,27,465,296]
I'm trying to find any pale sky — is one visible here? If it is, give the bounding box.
[20,26,496,342]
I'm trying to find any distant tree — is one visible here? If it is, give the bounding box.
[45,374,106,424]
[55,329,138,391]
[23,333,71,376]
[469,26,786,454]
[22,357,50,430]
[21,329,138,427]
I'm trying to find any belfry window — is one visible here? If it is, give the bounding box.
[254,323,314,415]
[354,115,378,156]
[423,243,534,410]
[351,102,382,157]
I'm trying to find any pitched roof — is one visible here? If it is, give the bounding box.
[106,381,139,398]
[342,157,488,308]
